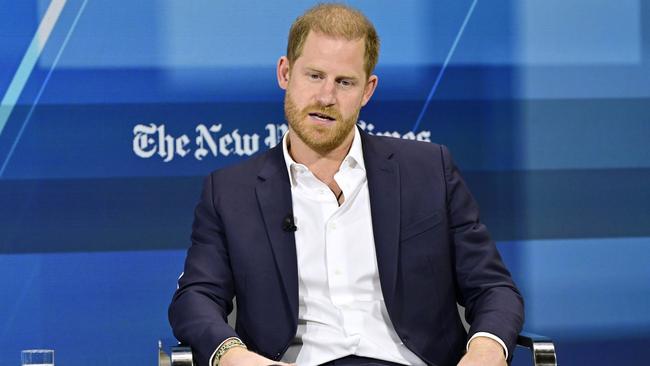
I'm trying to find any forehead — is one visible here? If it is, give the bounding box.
[296,31,366,78]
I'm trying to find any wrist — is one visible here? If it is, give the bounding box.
[467,332,508,360]
[468,336,505,359]
[213,337,247,366]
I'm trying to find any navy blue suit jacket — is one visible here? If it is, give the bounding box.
[169,131,524,366]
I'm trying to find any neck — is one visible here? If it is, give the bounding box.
[287,128,355,184]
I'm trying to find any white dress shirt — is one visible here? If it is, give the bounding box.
[281,127,426,366]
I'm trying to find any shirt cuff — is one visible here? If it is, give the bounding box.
[466,332,508,360]
[209,337,242,366]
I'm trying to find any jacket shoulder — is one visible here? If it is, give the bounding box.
[366,133,445,165]
[207,145,278,186]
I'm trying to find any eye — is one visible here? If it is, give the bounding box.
[309,73,321,80]
[338,79,354,87]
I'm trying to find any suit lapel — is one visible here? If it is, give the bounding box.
[255,145,298,323]
[361,132,401,308]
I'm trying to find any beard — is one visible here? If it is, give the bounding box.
[284,90,359,155]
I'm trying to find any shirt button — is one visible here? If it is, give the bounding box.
[329,222,337,230]
[335,269,342,275]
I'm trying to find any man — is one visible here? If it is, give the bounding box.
[169,4,523,366]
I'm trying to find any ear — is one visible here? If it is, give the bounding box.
[277,56,291,90]
[360,74,379,107]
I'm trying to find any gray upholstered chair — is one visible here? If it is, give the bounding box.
[158,332,557,366]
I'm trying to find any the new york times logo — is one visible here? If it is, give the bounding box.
[132,120,431,162]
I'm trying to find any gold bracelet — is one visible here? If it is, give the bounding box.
[214,337,247,366]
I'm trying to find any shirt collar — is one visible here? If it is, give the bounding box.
[282,125,366,187]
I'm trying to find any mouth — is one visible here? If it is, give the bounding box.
[308,112,336,122]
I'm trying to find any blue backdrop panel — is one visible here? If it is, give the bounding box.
[0,250,181,365]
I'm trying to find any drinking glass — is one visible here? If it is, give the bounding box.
[21,349,54,366]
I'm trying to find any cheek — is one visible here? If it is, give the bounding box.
[341,94,364,113]
[292,87,316,105]
[291,79,316,94]
[360,88,372,106]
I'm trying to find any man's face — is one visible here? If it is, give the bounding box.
[277,31,378,154]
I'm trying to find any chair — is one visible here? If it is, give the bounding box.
[158,332,557,366]
[516,332,557,366]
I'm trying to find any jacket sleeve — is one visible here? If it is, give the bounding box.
[440,144,524,360]
[169,173,239,366]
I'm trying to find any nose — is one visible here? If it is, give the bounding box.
[316,78,336,106]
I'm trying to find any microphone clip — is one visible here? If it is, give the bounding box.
[282,214,297,232]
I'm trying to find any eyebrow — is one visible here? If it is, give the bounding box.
[304,67,360,82]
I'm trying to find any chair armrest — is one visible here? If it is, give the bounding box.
[159,339,194,366]
[516,332,557,366]
[171,344,194,366]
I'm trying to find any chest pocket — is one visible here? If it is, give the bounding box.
[400,210,443,242]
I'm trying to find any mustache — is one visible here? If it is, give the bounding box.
[302,104,342,120]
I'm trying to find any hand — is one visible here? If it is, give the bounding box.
[457,336,507,366]
[219,347,295,366]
